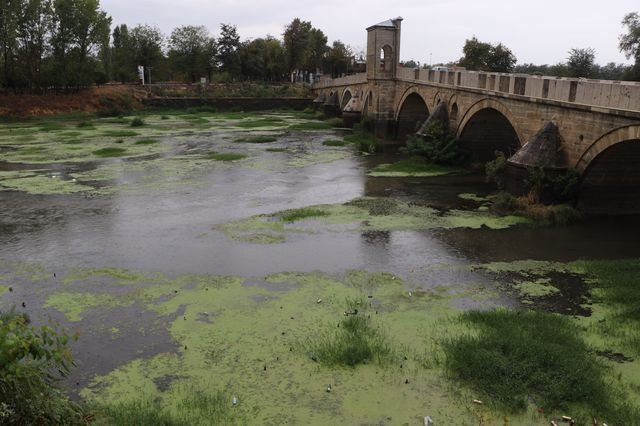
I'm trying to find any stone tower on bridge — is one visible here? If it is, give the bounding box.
[365,17,403,136]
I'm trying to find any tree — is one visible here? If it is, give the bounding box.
[324,40,352,77]
[129,24,164,70]
[111,24,134,81]
[50,0,111,87]
[304,27,327,72]
[168,25,215,82]
[619,12,640,80]
[487,43,516,72]
[458,37,492,71]
[567,47,596,78]
[216,23,240,77]
[401,59,419,68]
[283,18,311,72]
[15,0,53,89]
[458,37,516,72]
[0,0,20,88]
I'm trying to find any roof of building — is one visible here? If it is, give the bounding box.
[366,17,403,31]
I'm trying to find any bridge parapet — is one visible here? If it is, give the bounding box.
[313,67,640,113]
[400,68,640,113]
[313,73,367,89]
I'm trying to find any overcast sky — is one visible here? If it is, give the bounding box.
[101,0,637,66]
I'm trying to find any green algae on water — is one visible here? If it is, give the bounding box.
[0,175,92,195]
[369,157,463,177]
[44,292,132,322]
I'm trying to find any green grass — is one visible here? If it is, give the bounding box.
[288,121,332,130]
[322,139,348,147]
[76,121,95,129]
[134,139,160,145]
[95,389,244,425]
[130,117,145,127]
[235,117,287,128]
[39,122,66,132]
[443,309,637,421]
[305,298,394,367]
[234,135,278,144]
[370,156,461,177]
[277,208,329,222]
[102,130,138,138]
[344,126,379,153]
[205,152,247,161]
[326,117,344,127]
[93,147,128,158]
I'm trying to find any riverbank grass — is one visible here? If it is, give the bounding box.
[205,152,247,162]
[369,156,462,177]
[305,298,394,367]
[443,308,636,422]
[278,207,329,222]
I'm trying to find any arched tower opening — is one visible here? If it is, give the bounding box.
[579,139,640,214]
[458,108,520,162]
[396,93,429,140]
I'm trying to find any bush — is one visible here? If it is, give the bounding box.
[0,309,82,424]
[403,130,468,166]
[345,124,379,153]
[326,117,344,127]
[130,117,145,127]
[485,151,508,188]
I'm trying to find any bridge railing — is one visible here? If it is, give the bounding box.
[313,73,367,89]
[405,68,640,112]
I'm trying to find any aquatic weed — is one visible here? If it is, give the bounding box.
[305,298,394,367]
[277,208,329,222]
[205,152,247,161]
[442,308,637,422]
[234,135,278,144]
[93,147,128,158]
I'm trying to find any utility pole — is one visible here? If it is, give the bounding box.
[147,67,153,85]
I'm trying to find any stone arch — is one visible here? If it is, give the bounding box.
[340,89,353,110]
[576,125,640,213]
[456,98,523,162]
[363,90,374,117]
[575,125,640,172]
[450,102,459,122]
[395,88,430,139]
[432,91,444,110]
[380,45,393,71]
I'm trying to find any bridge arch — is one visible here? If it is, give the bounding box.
[395,87,430,139]
[340,88,353,110]
[456,98,524,162]
[576,125,640,213]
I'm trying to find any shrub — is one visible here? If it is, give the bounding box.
[305,298,394,367]
[326,117,344,127]
[345,124,379,153]
[485,151,508,188]
[130,117,145,127]
[0,309,82,424]
[403,132,468,166]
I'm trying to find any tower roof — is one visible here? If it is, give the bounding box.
[367,17,403,31]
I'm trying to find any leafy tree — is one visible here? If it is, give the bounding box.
[567,47,596,78]
[216,23,240,77]
[168,25,215,82]
[283,18,312,72]
[324,40,352,77]
[619,12,640,80]
[304,27,327,72]
[49,0,111,87]
[458,37,516,72]
[15,0,53,89]
[111,24,134,81]
[129,24,164,71]
[0,0,20,87]
[401,59,419,68]
[487,43,516,72]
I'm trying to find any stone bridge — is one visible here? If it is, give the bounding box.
[312,18,640,213]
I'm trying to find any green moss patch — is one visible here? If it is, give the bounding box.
[93,147,128,158]
[44,292,131,322]
[205,152,247,162]
[369,157,463,177]
[134,139,160,145]
[322,139,348,147]
[0,175,92,195]
[278,208,329,222]
[102,130,139,138]
[234,135,278,144]
[288,121,332,130]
